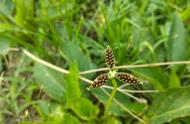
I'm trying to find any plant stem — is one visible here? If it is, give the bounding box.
[104,78,117,117]
[80,60,190,75]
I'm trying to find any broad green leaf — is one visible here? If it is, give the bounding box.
[70,97,99,121]
[66,62,81,104]
[60,42,92,71]
[167,13,189,61]
[145,86,190,124]
[60,42,94,93]
[166,13,189,88]
[33,64,66,103]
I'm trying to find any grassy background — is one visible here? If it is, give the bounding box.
[0,0,190,124]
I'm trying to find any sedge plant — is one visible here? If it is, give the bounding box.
[87,45,140,118]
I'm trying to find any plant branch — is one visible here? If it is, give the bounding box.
[80,60,190,75]
[119,89,159,93]
[22,49,69,74]
[118,83,132,89]
[22,49,93,84]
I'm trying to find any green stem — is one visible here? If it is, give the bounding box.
[104,78,117,117]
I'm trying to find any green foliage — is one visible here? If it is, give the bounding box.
[65,62,81,104]
[69,97,99,121]
[92,88,146,117]
[62,113,81,124]
[167,13,189,88]
[60,42,93,71]
[34,64,66,103]
[65,63,99,121]
[130,67,168,90]
[167,13,188,61]
[145,86,190,124]
[0,0,190,123]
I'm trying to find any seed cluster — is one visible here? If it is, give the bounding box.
[88,45,141,90]
[105,46,115,69]
[89,74,109,88]
[116,73,140,83]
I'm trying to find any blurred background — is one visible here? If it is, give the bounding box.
[0,0,190,124]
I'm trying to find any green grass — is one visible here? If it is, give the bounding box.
[0,0,190,124]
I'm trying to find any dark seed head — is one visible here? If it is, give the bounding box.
[87,45,141,91]
[88,74,109,89]
[105,46,115,69]
[116,73,140,84]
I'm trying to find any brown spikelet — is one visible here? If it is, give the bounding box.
[105,46,115,69]
[115,73,140,83]
[88,74,109,89]
[87,45,141,90]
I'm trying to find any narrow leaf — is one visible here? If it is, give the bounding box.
[66,62,81,104]
[169,68,180,88]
